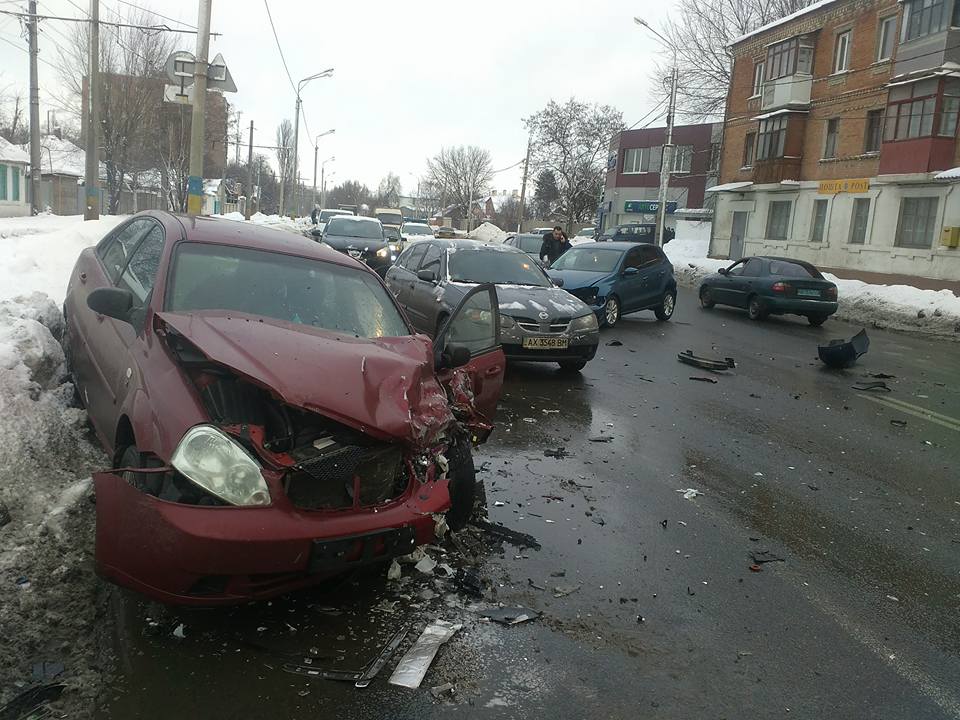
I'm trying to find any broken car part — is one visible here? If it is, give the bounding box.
[388,620,462,689]
[470,519,542,550]
[688,376,718,384]
[818,329,869,369]
[852,381,891,392]
[677,350,736,372]
[481,606,542,625]
[749,550,785,564]
[355,623,411,688]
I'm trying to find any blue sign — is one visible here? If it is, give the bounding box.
[624,200,677,214]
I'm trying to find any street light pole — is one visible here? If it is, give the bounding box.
[291,69,333,218]
[312,129,334,208]
[187,0,213,216]
[635,17,677,248]
[320,156,334,208]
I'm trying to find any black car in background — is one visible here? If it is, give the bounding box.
[503,233,547,264]
[698,256,839,325]
[600,223,675,244]
[319,216,396,276]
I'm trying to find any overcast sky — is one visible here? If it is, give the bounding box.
[0,0,673,196]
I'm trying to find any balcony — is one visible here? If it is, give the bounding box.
[753,157,802,184]
[761,75,812,111]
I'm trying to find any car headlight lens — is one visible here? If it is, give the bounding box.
[388,242,401,253]
[171,425,271,507]
[499,314,516,329]
[570,313,599,332]
[377,247,390,258]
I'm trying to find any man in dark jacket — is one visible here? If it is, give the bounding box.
[310,206,319,225]
[540,226,571,265]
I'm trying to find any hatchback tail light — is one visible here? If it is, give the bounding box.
[771,282,791,293]
[824,286,838,300]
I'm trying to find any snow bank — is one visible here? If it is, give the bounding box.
[0,214,126,304]
[468,221,507,244]
[666,234,960,337]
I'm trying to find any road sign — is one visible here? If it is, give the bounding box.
[163,84,194,105]
[624,200,677,214]
[207,52,237,92]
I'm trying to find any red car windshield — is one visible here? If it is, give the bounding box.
[166,243,410,338]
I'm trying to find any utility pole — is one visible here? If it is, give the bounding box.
[656,62,678,248]
[27,0,41,215]
[244,120,253,219]
[84,0,100,221]
[187,0,212,216]
[234,110,242,165]
[517,131,532,233]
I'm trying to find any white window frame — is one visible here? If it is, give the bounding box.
[823,118,840,159]
[849,197,871,244]
[766,200,793,241]
[833,30,851,74]
[671,145,693,174]
[877,16,896,61]
[752,61,765,97]
[623,148,648,174]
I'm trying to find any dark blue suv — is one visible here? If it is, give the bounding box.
[599,223,675,244]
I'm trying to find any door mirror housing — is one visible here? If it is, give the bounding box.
[552,276,564,287]
[87,287,134,324]
[310,228,323,238]
[440,343,471,369]
[718,267,729,275]
[417,269,438,283]
[623,266,639,276]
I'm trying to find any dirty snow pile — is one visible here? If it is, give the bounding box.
[0,293,110,715]
[215,211,302,232]
[666,235,960,337]
[468,222,508,244]
[0,214,126,303]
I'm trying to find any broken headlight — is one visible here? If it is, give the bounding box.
[499,314,516,329]
[570,313,599,332]
[171,425,271,507]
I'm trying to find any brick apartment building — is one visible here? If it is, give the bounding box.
[600,122,722,230]
[710,0,960,282]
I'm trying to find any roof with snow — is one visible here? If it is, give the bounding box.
[934,167,960,180]
[730,0,836,46]
[19,135,84,176]
[705,181,754,193]
[0,136,30,165]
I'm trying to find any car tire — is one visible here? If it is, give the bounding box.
[655,290,676,321]
[699,286,715,309]
[603,295,621,327]
[119,444,163,496]
[808,314,828,327]
[747,295,767,321]
[558,360,588,372]
[445,438,478,531]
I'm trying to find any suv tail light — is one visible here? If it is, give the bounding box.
[824,286,838,300]
[771,282,791,293]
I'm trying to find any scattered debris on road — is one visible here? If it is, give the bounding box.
[677,488,703,499]
[471,519,542,550]
[890,419,908,428]
[388,620,462,689]
[869,372,896,379]
[689,376,718,384]
[543,447,570,459]
[481,606,541,625]
[818,329,869,369]
[553,584,582,598]
[455,567,484,598]
[606,340,623,346]
[678,350,736,372]
[588,435,615,443]
[852,381,892,392]
[749,550,785,564]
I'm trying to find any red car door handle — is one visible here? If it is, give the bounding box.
[484,366,502,376]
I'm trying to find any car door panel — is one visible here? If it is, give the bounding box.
[409,244,444,334]
[636,246,664,308]
[729,258,764,307]
[435,284,504,423]
[712,261,745,306]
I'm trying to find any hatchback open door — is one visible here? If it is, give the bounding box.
[435,283,505,423]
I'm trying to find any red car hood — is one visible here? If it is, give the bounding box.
[156,311,456,446]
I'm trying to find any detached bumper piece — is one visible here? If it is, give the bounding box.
[818,328,869,369]
[308,526,416,573]
[677,350,736,372]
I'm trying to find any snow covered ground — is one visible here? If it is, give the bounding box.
[666,235,960,337]
[216,211,304,233]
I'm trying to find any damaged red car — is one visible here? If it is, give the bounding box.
[63,211,504,605]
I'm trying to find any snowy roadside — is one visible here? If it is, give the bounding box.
[665,237,960,338]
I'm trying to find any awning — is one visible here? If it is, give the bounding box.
[934,167,960,180]
[705,182,754,193]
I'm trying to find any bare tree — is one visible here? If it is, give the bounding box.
[275,119,293,215]
[327,180,372,210]
[425,146,494,220]
[57,11,173,213]
[375,172,402,206]
[650,0,817,120]
[525,99,623,233]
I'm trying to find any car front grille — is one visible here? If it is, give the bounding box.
[515,316,571,334]
[285,444,408,510]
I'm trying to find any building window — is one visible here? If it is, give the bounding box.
[671,145,693,173]
[623,148,647,173]
[810,199,828,242]
[0,164,7,201]
[902,0,946,42]
[877,16,897,61]
[896,196,938,248]
[709,142,721,172]
[766,39,797,80]
[766,200,792,240]
[757,116,787,160]
[823,118,840,158]
[884,79,937,140]
[11,167,19,201]
[752,61,765,96]
[865,109,884,152]
[743,132,756,167]
[849,198,871,244]
[939,79,960,136]
[833,31,851,73]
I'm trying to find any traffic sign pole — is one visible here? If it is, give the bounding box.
[187,0,212,217]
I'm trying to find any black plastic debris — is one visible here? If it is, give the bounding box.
[588,435,614,443]
[0,683,65,719]
[606,340,623,346]
[890,419,908,428]
[481,606,541,625]
[31,661,65,681]
[527,578,546,591]
[553,584,582,598]
[454,567,484,598]
[870,372,896,379]
[543,447,569,459]
[749,550,785,564]
[818,329,869,369]
[852,380,891,392]
[678,350,736,372]
[689,376,718,384]
[471,519,542,550]
[282,623,410,687]
[0,500,10,528]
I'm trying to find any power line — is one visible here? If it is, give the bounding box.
[262,0,295,94]
[0,7,218,35]
[114,0,196,29]
[627,96,668,130]
[0,31,58,71]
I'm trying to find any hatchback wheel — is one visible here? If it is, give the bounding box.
[747,295,766,321]
[808,314,828,327]
[445,439,478,531]
[699,286,715,309]
[655,290,676,321]
[604,296,621,327]
[558,359,587,372]
[119,445,163,496]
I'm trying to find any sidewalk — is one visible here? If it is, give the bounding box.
[818,267,960,298]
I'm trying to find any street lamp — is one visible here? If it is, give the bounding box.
[320,156,335,208]
[290,67,334,216]
[634,16,677,248]
[312,129,335,207]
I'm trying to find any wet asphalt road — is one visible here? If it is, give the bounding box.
[95,286,960,720]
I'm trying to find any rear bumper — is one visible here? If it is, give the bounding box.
[93,471,449,606]
[763,297,838,316]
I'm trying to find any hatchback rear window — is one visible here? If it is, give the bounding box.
[167,244,410,338]
[768,260,821,278]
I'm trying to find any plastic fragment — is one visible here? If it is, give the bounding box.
[388,620,462,689]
